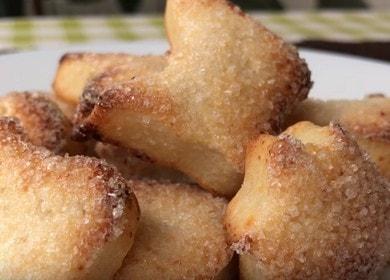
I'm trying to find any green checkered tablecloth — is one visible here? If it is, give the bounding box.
[0,11,389,50]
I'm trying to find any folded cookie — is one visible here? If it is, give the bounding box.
[74,0,311,197]
[53,53,166,104]
[0,117,139,280]
[225,121,390,279]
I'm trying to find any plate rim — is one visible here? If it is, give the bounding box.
[1,39,389,68]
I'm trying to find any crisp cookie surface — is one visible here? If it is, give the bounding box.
[286,96,390,179]
[225,121,390,279]
[75,0,311,197]
[115,180,233,280]
[0,117,139,280]
[54,53,166,104]
[0,91,71,152]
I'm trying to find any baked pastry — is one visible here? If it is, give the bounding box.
[74,0,311,197]
[0,117,139,280]
[115,180,234,279]
[94,142,192,183]
[0,91,71,152]
[225,121,390,279]
[53,53,165,104]
[287,95,390,179]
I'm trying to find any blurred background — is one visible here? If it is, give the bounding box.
[0,0,389,61]
[1,0,390,16]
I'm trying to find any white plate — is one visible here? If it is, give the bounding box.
[0,39,389,99]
